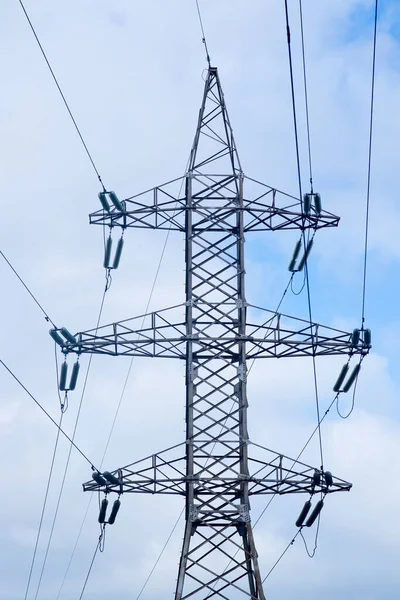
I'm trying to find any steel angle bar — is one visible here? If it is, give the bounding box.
[82,442,350,497]
[61,305,187,358]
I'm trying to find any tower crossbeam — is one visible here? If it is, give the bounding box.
[89,175,339,232]
[61,304,369,359]
[83,443,351,497]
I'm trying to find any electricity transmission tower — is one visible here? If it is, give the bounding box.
[59,67,369,598]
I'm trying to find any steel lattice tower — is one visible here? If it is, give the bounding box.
[60,67,369,599]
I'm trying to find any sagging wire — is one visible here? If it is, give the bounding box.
[33,284,110,599]
[18,0,106,190]
[261,530,301,584]
[0,249,56,328]
[23,412,64,600]
[262,492,323,584]
[284,0,324,472]
[300,509,321,559]
[299,0,314,192]
[56,163,191,598]
[135,508,185,600]
[54,342,68,413]
[260,490,324,585]
[23,341,73,597]
[360,0,378,332]
[289,229,314,296]
[215,358,365,583]
[78,526,106,600]
[336,356,362,419]
[334,1,378,424]
[247,272,294,376]
[195,0,211,67]
[0,357,97,469]
[290,268,306,295]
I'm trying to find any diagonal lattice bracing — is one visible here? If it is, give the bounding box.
[61,304,370,360]
[63,67,367,599]
[89,175,339,233]
[83,442,351,497]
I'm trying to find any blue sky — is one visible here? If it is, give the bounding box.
[0,1,400,599]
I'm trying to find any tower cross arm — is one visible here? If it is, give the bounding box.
[60,305,187,359]
[246,307,371,359]
[89,176,339,233]
[58,305,370,360]
[83,443,351,497]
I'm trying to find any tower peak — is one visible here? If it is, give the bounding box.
[188,67,242,177]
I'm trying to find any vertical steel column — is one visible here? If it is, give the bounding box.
[175,173,194,600]
[174,67,265,600]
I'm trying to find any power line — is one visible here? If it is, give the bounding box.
[361,0,378,326]
[195,0,211,67]
[135,508,184,600]
[78,528,105,600]
[284,0,324,470]
[262,530,301,583]
[55,496,90,599]
[0,249,56,328]
[33,285,109,598]
[23,412,64,600]
[336,356,362,419]
[300,509,321,558]
[248,272,294,376]
[206,379,341,589]
[0,357,96,469]
[18,0,106,189]
[298,0,314,191]
[55,166,190,598]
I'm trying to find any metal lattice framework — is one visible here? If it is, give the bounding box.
[62,67,369,599]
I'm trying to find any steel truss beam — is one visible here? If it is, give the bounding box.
[67,67,367,599]
[62,303,369,359]
[89,174,339,232]
[83,442,351,497]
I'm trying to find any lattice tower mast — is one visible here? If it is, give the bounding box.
[59,67,369,599]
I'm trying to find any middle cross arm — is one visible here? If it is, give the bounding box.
[83,442,351,496]
[58,304,370,360]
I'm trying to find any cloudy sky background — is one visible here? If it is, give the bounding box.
[0,0,399,598]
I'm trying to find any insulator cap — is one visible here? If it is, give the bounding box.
[303,194,311,214]
[312,469,321,487]
[112,238,124,270]
[351,328,360,347]
[49,329,64,346]
[314,193,322,214]
[108,499,121,525]
[69,361,80,391]
[109,191,124,212]
[98,192,110,212]
[363,328,372,346]
[59,362,68,391]
[92,471,107,486]
[295,500,312,528]
[324,471,333,487]
[98,498,108,523]
[306,499,324,527]
[343,363,361,393]
[60,327,77,345]
[103,471,121,486]
[333,363,349,393]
